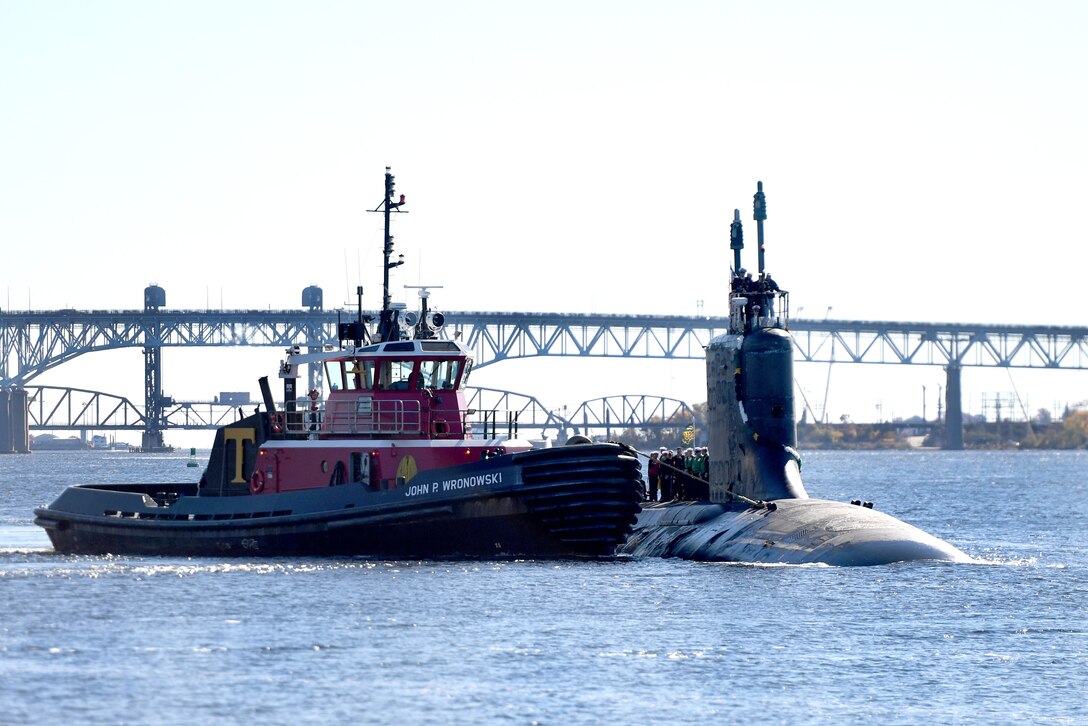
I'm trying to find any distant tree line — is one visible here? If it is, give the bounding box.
[800,410,1088,450]
[606,403,1088,451]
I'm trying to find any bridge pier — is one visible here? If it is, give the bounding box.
[302,287,325,395]
[0,388,9,453]
[944,363,964,450]
[142,345,166,451]
[142,285,171,452]
[0,387,30,454]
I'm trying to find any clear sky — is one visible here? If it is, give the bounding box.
[2,1,1086,439]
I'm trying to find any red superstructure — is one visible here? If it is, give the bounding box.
[252,336,530,496]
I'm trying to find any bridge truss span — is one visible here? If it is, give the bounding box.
[26,385,145,431]
[1,310,335,384]
[568,395,695,432]
[449,312,726,367]
[25,385,242,431]
[4,310,1088,387]
[789,320,1088,369]
[22,383,693,441]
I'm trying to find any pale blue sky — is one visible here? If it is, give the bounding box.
[2,1,1085,428]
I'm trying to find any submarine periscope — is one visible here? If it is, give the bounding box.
[619,182,970,566]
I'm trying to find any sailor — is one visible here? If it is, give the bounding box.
[697,447,711,498]
[659,449,674,501]
[669,449,686,500]
[731,268,749,294]
[647,452,660,501]
[679,448,695,499]
[658,447,672,501]
[689,447,705,485]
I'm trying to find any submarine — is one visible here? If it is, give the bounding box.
[618,182,971,566]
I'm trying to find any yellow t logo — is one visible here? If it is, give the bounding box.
[223,428,256,483]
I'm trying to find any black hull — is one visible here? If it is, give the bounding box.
[34,443,644,559]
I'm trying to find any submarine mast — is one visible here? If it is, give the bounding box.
[706,181,807,504]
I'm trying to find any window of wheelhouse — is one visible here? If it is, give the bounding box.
[378,359,416,391]
[325,359,375,391]
[416,358,462,390]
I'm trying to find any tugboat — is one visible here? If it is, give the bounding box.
[34,169,645,558]
[620,182,971,566]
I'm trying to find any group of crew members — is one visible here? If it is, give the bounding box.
[730,270,783,324]
[731,269,781,296]
[645,447,710,502]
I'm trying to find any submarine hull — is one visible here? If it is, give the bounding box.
[619,499,970,566]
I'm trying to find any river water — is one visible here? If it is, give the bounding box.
[1,449,1085,725]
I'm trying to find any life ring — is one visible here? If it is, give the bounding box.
[250,468,265,494]
[432,418,449,438]
[271,412,285,434]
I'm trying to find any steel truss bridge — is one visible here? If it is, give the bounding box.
[3,309,1088,444]
[5,309,1088,377]
[23,385,695,443]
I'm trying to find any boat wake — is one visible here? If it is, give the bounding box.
[964,554,1052,567]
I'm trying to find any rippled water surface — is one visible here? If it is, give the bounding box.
[1,450,1085,724]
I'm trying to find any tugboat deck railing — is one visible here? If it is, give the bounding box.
[280,399,521,439]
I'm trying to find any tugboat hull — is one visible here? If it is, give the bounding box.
[34,444,644,558]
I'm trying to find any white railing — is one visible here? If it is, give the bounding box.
[281,399,523,439]
[287,398,423,436]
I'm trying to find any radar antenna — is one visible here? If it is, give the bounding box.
[404,285,446,339]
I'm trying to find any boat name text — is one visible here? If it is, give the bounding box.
[404,473,502,498]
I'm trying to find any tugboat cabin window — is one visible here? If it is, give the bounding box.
[349,359,375,390]
[327,359,375,391]
[416,359,461,390]
[379,359,415,391]
[420,341,460,352]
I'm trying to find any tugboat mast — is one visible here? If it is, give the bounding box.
[372,166,408,341]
